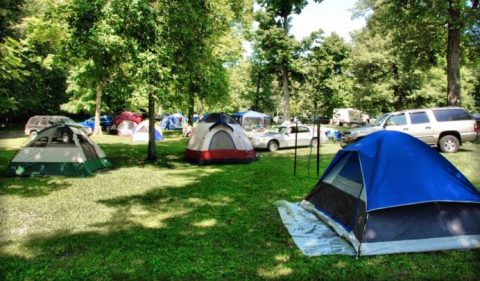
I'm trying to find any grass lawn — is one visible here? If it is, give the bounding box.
[0,134,479,280]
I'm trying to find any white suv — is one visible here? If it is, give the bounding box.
[342,107,478,153]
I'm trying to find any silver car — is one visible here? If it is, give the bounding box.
[251,125,318,152]
[342,107,478,153]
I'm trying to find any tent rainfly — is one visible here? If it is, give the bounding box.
[185,113,257,164]
[300,131,480,255]
[4,123,111,177]
[231,110,272,131]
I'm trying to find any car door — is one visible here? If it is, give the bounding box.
[296,126,312,146]
[39,116,48,130]
[406,111,435,144]
[384,113,408,133]
[282,126,297,147]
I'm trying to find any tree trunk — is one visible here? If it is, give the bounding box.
[392,63,404,111]
[254,72,261,111]
[282,68,290,122]
[447,0,461,106]
[94,84,103,136]
[198,98,204,121]
[282,14,290,123]
[147,91,157,161]
[188,84,195,126]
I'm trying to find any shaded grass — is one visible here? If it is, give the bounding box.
[0,135,479,280]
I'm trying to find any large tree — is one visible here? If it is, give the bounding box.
[255,0,323,122]
[355,0,480,106]
[65,0,134,135]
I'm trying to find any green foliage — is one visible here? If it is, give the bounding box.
[299,33,353,117]
[0,0,25,39]
[0,37,29,115]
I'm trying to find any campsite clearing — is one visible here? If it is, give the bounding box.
[0,134,479,280]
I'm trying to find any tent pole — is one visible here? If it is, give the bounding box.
[294,122,298,176]
[308,122,314,177]
[316,121,320,177]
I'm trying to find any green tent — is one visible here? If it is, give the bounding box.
[4,123,111,177]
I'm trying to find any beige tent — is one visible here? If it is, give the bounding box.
[185,113,257,164]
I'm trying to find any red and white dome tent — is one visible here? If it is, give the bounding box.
[185,113,257,164]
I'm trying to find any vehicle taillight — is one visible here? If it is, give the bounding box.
[475,122,478,133]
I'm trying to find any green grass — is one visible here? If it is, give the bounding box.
[0,135,479,280]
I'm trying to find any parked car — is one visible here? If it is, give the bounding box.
[251,124,318,152]
[332,108,369,126]
[341,107,478,153]
[79,115,112,132]
[25,115,93,137]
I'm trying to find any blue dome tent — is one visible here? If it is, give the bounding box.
[160,113,186,130]
[300,131,480,255]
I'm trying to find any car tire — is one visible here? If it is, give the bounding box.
[310,138,318,147]
[438,135,460,153]
[30,130,37,139]
[267,140,279,152]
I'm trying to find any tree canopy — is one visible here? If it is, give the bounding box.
[1,0,479,131]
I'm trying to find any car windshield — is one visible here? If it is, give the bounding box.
[374,113,390,126]
[266,126,287,134]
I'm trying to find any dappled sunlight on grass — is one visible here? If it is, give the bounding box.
[274,254,290,262]
[0,136,29,149]
[257,263,293,279]
[193,218,218,228]
[0,134,479,279]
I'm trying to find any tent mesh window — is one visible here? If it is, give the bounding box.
[209,130,236,150]
[202,113,238,124]
[77,135,99,160]
[49,127,76,147]
[306,151,367,240]
[30,136,49,147]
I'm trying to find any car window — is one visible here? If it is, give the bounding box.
[386,114,407,126]
[409,112,430,124]
[433,108,471,122]
[297,126,310,133]
[374,113,390,126]
[28,117,38,125]
[267,126,286,134]
[40,117,48,126]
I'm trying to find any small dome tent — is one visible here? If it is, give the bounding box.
[4,123,111,177]
[131,120,163,142]
[160,113,186,130]
[117,120,137,136]
[300,131,480,255]
[185,113,257,164]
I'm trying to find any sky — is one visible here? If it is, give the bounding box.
[290,0,366,41]
[244,0,366,57]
